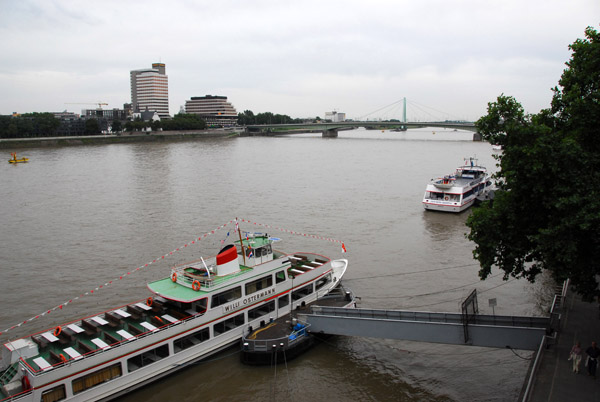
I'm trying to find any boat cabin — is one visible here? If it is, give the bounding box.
[236,233,274,266]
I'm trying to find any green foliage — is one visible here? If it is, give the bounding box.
[467,26,600,299]
[111,120,122,133]
[84,118,101,135]
[161,113,206,130]
[237,110,302,125]
[0,113,60,138]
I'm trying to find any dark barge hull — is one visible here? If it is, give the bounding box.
[240,285,355,365]
[240,335,314,365]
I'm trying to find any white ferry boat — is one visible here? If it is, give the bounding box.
[422,157,493,213]
[0,231,348,402]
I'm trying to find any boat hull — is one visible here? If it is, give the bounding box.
[422,198,475,213]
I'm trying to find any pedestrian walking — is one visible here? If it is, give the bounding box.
[569,341,583,373]
[586,341,600,378]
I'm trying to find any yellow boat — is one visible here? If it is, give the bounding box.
[8,152,29,163]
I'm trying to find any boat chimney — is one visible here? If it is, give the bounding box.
[216,244,240,276]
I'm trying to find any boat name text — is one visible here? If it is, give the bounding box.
[222,288,276,313]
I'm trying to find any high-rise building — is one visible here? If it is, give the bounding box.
[185,95,238,127]
[130,63,170,119]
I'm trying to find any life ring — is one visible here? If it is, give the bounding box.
[444,196,449,201]
[53,326,62,337]
[171,272,177,282]
[146,297,153,307]
[192,280,201,291]
[59,353,67,363]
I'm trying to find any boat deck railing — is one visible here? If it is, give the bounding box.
[171,259,253,289]
[19,298,200,376]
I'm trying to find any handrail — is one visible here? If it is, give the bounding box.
[520,334,551,402]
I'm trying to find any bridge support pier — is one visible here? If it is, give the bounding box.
[322,128,338,138]
[473,132,482,141]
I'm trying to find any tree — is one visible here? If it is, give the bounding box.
[111,120,122,133]
[84,118,100,135]
[466,27,600,300]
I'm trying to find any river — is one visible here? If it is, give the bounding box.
[0,128,552,401]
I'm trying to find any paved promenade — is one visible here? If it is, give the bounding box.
[529,290,600,401]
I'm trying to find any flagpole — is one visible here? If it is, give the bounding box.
[236,218,246,266]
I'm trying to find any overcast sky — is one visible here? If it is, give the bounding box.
[1,0,598,121]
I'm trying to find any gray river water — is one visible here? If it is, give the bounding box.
[0,128,553,401]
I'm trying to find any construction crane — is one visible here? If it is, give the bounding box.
[65,102,108,109]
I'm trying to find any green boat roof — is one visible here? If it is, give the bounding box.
[236,235,272,249]
[147,277,210,302]
[147,265,255,302]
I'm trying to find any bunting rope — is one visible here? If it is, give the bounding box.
[0,218,346,336]
[238,218,346,250]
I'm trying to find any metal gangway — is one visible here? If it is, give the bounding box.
[298,290,551,351]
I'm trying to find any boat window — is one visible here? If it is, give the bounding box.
[315,274,332,291]
[248,300,276,320]
[173,328,210,353]
[275,270,286,284]
[42,384,66,402]
[245,275,273,295]
[426,191,444,200]
[212,286,242,308]
[463,189,474,199]
[194,298,208,313]
[213,313,245,336]
[126,344,169,372]
[292,284,314,301]
[72,363,122,395]
[447,194,460,202]
[278,294,289,308]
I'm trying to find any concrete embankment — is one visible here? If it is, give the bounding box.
[0,129,241,149]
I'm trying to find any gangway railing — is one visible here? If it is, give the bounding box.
[299,307,550,351]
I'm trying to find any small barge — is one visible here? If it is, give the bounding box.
[241,285,356,365]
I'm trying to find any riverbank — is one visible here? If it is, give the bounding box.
[0,128,242,149]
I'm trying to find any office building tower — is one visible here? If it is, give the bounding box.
[130,63,170,119]
[185,95,238,127]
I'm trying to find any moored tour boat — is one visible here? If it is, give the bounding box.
[0,225,348,402]
[422,157,493,213]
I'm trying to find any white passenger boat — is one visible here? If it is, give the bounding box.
[0,228,348,402]
[422,157,493,213]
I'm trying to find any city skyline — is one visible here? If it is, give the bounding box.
[0,0,598,122]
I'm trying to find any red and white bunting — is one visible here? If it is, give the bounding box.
[238,218,346,245]
[0,218,345,336]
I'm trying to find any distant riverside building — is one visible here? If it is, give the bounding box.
[130,62,170,119]
[325,111,346,122]
[82,108,129,121]
[185,95,238,127]
[52,112,86,136]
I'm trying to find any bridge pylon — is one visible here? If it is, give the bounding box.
[322,128,338,138]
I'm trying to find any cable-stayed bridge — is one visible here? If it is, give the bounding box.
[244,98,480,139]
[245,120,477,138]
